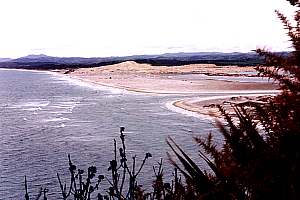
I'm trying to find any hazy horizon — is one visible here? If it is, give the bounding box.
[0,0,296,58]
[0,50,290,60]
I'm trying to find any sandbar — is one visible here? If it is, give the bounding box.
[58,61,279,118]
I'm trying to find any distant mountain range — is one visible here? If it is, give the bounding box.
[0,58,12,62]
[0,52,289,70]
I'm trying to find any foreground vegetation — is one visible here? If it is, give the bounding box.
[23,0,300,199]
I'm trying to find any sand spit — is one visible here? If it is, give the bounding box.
[170,93,278,120]
[61,61,277,94]
[58,61,279,119]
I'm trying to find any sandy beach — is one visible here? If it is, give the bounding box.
[60,61,279,118]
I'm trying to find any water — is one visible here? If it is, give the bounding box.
[0,69,226,199]
[0,69,277,198]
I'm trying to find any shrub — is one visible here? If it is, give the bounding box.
[168,1,300,199]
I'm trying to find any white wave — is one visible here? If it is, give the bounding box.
[22,107,42,111]
[48,111,63,114]
[0,68,46,74]
[166,91,279,120]
[10,101,49,112]
[50,123,66,128]
[165,101,214,121]
[48,101,81,114]
[47,71,129,94]
[43,117,70,122]
[17,101,50,108]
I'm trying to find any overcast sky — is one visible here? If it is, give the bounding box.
[0,0,296,58]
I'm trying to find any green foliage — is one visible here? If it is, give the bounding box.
[168,1,300,199]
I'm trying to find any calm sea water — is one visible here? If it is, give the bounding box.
[0,69,266,198]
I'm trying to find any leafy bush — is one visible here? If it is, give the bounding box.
[168,1,300,199]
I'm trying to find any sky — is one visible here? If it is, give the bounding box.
[0,0,296,58]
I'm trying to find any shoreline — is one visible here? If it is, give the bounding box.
[168,92,278,120]
[63,72,279,95]
[52,69,280,120]
[43,62,280,119]
[53,61,279,119]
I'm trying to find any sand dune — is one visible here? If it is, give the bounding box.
[60,61,278,119]
[70,61,257,75]
[64,61,276,94]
